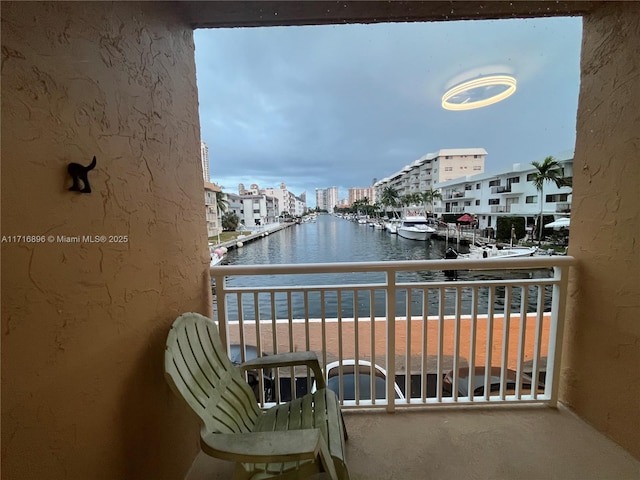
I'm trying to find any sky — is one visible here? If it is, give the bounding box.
[194,16,582,206]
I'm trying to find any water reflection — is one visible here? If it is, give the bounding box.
[220,215,553,320]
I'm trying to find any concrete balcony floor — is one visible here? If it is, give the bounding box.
[186,404,640,480]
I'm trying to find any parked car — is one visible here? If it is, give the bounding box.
[228,344,274,402]
[314,359,405,401]
[443,366,544,397]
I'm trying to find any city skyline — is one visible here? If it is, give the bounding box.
[195,17,582,207]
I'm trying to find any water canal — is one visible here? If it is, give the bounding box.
[218,214,553,320]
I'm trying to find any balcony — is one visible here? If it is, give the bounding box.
[194,257,640,479]
[491,205,511,213]
[491,185,512,194]
[189,406,640,479]
[556,202,571,212]
[211,257,573,410]
[444,191,465,200]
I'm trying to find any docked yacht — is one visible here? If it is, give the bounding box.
[397,215,437,241]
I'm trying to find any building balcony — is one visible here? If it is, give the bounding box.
[195,257,640,479]
[189,406,640,479]
[211,257,573,409]
[491,185,512,194]
[556,202,571,213]
[491,205,511,213]
[444,191,465,200]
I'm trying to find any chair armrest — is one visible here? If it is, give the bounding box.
[240,351,325,388]
[200,429,338,479]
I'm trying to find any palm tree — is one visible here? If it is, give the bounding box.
[530,156,568,244]
[380,186,400,217]
[215,189,228,216]
[420,188,442,216]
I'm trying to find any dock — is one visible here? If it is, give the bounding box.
[210,221,296,252]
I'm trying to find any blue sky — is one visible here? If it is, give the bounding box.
[195,17,582,206]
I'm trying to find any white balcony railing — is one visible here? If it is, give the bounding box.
[490,205,510,213]
[211,257,574,412]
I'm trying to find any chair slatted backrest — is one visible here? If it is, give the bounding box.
[165,312,261,434]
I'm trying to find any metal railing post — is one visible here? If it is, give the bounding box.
[386,269,396,413]
[212,269,229,351]
[546,265,570,407]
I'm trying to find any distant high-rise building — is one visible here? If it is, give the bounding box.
[200,141,210,182]
[315,187,339,212]
[315,188,326,211]
[349,187,376,205]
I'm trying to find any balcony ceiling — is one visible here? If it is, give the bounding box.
[184,1,603,28]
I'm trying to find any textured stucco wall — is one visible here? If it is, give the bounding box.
[562,3,640,459]
[1,2,210,478]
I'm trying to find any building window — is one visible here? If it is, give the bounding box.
[473,165,482,170]
[508,176,520,183]
[464,201,471,206]
[545,193,569,202]
[526,173,536,181]
[444,166,453,171]
[526,196,538,203]
[475,200,480,206]
[476,183,481,189]
[489,179,500,187]
[488,199,500,205]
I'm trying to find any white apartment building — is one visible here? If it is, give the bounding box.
[293,195,306,217]
[315,186,339,212]
[261,183,300,217]
[374,148,487,202]
[434,152,573,232]
[200,141,210,182]
[234,183,279,227]
[203,182,221,237]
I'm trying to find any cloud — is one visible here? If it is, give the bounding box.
[195,17,582,205]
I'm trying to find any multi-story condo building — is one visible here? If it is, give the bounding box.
[234,183,280,227]
[203,182,222,237]
[293,195,306,217]
[315,186,339,212]
[434,152,573,232]
[374,148,487,203]
[260,183,300,217]
[200,141,210,182]
[348,187,376,205]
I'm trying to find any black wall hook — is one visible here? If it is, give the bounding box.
[68,156,97,193]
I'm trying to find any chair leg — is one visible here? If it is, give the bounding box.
[340,411,348,441]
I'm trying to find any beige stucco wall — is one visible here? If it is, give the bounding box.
[562,2,640,459]
[1,2,210,478]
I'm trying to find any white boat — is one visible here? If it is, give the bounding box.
[210,245,227,267]
[397,216,437,241]
[384,219,401,234]
[450,243,538,260]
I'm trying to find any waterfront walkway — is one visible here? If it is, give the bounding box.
[210,221,295,251]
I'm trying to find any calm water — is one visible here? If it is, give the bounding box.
[219,215,553,319]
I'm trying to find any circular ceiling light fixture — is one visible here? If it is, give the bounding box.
[441,74,517,111]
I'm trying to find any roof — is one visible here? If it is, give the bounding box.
[437,148,488,157]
